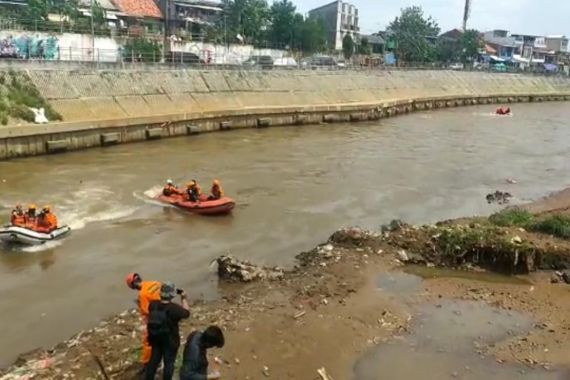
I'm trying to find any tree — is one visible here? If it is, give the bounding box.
[342,34,354,59]
[436,38,460,63]
[297,16,326,53]
[91,0,107,29]
[268,0,296,48]
[23,0,48,22]
[387,6,440,63]
[219,0,270,45]
[460,29,482,62]
[358,37,372,55]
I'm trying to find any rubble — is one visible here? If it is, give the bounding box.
[216,255,285,282]
[486,191,513,205]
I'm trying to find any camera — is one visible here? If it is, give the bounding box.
[176,288,184,295]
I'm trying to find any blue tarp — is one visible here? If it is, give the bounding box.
[544,63,558,72]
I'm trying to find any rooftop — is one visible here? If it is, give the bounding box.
[112,0,162,18]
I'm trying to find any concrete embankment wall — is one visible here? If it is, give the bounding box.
[1,69,570,159]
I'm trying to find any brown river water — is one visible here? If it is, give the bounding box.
[0,103,569,366]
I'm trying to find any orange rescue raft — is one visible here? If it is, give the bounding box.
[156,194,235,215]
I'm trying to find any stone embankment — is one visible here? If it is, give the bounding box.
[0,69,569,159]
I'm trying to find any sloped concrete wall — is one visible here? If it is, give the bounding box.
[24,69,570,123]
[0,69,569,159]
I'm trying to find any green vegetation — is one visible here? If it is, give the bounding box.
[342,34,354,59]
[488,208,534,227]
[489,208,570,240]
[122,38,161,62]
[0,71,62,124]
[432,225,537,273]
[528,215,570,239]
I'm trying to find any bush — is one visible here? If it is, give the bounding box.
[0,114,7,125]
[9,104,35,122]
[528,215,570,239]
[489,208,534,227]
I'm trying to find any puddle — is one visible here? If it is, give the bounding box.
[376,272,423,295]
[354,300,563,380]
[404,265,531,285]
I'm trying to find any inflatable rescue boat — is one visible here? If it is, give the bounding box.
[0,225,71,245]
[156,194,235,215]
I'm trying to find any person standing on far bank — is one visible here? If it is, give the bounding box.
[145,282,190,380]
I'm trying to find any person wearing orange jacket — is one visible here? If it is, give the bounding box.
[126,273,161,370]
[162,179,183,197]
[36,205,58,233]
[25,204,37,228]
[10,204,26,226]
[208,179,224,200]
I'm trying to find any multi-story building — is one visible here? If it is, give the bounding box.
[158,0,223,39]
[545,35,569,53]
[308,0,359,51]
[483,30,517,58]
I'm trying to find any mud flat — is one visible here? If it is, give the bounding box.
[3,192,570,379]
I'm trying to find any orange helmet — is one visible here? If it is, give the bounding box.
[213,179,220,186]
[125,272,141,289]
[28,204,37,210]
[43,205,51,212]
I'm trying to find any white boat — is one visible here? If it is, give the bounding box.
[0,225,71,246]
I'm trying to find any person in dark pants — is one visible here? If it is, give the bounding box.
[145,282,190,380]
[179,326,225,380]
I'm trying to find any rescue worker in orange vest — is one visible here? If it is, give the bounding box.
[10,204,26,227]
[162,179,183,197]
[25,204,37,229]
[36,205,58,233]
[126,273,161,369]
[186,180,202,202]
[208,179,224,200]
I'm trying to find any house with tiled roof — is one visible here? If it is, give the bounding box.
[112,0,163,19]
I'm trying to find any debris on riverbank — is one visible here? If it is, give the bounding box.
[3,206,570,379]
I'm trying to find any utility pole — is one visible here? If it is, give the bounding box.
[462,0,471,31]
[91,0,95,62]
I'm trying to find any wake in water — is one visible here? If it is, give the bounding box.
[1,186,138,253]
[57,187,138,230]
[133,185,174,208]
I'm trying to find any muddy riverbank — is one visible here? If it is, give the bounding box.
[3,190,570,380]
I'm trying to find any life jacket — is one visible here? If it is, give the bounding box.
[138,281,161,318]
[164,184,182,196]
[10,211,26,226]
[210,185,224,199]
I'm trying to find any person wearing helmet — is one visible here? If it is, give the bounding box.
[207,179,224,201]
[162,179,183,197]
[36,205,58,233]
[126,273,162,369]
[25,204,37,229]
[186,180,202,202]
[10,204,26,227]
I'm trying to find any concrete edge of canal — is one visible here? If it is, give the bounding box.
[1,68,570,160]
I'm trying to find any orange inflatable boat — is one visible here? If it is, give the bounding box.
[156,194,235,215]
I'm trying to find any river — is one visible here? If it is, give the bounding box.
[0,102,569,366]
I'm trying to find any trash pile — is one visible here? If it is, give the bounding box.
[216,255,285,282]
[486,191,513,205]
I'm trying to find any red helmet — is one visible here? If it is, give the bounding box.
[125,272,141,289]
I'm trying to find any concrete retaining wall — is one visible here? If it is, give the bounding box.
[0,69,569,160]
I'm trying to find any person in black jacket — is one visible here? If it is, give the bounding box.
[179,326,225,380]
[145,282,190,380]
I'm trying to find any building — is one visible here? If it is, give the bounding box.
[545,35,569,53]
[361,34,384,54]
[158,0,222,39]
[483,30,517,59]
[308,0,359,51]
